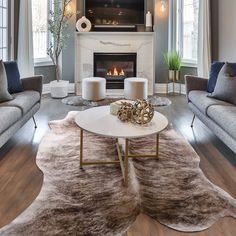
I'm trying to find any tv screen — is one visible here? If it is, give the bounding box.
[85,0,145,25]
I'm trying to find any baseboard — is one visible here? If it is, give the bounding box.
[42,83,75,95]
[43,82,186,95]
[154,83,186,95]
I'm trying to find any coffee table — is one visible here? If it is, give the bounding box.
[75,106,168,186]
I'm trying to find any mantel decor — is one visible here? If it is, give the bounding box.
[76,16,92,32]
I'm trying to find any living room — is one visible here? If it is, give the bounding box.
[0,0,236,235]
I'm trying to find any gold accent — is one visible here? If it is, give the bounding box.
[117,100,154,125]
[80,129,83,168]
[117,102,133,122]
[131,100,154,125]
[79,130,160,187]
[124,139,129,187]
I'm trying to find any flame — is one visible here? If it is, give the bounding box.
[114,67,118,76]
[120,69,125,76]
[107,67,125,76]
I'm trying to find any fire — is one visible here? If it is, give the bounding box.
[107,67,125,76]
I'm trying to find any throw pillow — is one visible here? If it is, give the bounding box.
[211,63,236,105]
[0,60,13,102]
[207,61,225,93]
[3,61,23,94]
[207,61,236,93]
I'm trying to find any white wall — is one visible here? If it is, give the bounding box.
[218,0,236,62]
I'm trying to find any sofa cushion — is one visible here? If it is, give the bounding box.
[210,63,236,105]
[0,107,22,134]
[188,90,231,114]
[0,91,40,115]
[0,60,13,102]
[3,61,23,94]
[207,61,236,93]
[207,105,236,140]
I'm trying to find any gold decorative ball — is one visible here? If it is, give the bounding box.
[117,102,133,122]
[131,100,154,125]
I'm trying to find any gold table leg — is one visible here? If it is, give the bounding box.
[80,129,83,168]
[156,133,159,158]
[79,131,160,187]
[124,139,129,187]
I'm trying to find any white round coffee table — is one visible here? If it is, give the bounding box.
[75,106,168,186]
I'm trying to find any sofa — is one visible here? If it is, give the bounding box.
[0,75,43,148]
[185,75,236,154]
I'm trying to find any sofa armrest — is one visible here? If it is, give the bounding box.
[21,75,43,96]
[185,75,208,97]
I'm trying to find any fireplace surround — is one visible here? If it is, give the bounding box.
[75,32,155,95]
[94,53,137,89]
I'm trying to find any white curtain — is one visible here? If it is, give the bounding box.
[17,0,34,77]
[197,0,211,77]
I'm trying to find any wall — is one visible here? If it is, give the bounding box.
[154,0,169,83]
[35,0,196,85]
[210,0,219,61]
[35,65,55,83]
[217,0,236,62]
[62,0,77,83]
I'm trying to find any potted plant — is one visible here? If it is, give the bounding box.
[47,0,73,98]
[164,51,182,82]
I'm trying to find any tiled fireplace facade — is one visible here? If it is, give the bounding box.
[75,32,155,95]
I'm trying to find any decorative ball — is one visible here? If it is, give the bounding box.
[131,100,154,125]
[76,16,92,32]
[117,102,133,122]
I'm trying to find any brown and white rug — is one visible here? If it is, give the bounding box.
[61,94,172,107]
[0,112,235,235]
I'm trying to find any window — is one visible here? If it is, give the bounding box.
[0,0,8,60]
[177,0,199,65]
[32,0,52,64]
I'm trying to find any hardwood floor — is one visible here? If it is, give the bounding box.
[0,94,235,235]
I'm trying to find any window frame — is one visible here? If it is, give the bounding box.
[176,0,198,67]
[32,0,54,66]
[0,0,11,61]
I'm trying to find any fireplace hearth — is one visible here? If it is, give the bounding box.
[94,53,137,89]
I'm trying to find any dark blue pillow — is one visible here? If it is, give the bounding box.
[207,62,225,93]
[207,61,236,93]
[3,61,23,94]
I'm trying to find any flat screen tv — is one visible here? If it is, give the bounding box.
[85,0,145,26]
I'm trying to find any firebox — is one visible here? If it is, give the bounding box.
[94,53,137,89]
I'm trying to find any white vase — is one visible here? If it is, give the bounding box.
[50,80,69,98]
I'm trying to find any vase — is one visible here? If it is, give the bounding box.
[169,70,180,82]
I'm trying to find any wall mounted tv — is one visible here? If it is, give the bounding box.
[85,0,145,26]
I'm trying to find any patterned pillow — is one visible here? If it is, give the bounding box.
[207,61,236,93]
[0,60,13,102]
[211,62,236,105]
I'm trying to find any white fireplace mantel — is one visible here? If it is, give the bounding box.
[75,31,155,95]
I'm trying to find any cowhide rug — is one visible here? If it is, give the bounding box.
[61,94,172,107]
[0,112,235,236]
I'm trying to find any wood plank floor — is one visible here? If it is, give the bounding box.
[0,94,235,235]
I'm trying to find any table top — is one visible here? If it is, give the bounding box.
[75,106,168,139]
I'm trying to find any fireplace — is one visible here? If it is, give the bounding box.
[94,53,137,89]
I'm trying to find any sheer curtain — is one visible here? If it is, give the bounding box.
[197,0,211,77]
[17,0,34,77]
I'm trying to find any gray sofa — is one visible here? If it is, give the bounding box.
[0,76,43,148]
[185,75,236,154]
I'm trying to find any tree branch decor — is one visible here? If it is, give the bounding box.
[47,0,73,82]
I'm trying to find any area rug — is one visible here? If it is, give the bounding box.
[61,94,172,107]
[0,112,235,236]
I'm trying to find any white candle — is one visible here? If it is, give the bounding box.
[146,11,152,28]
